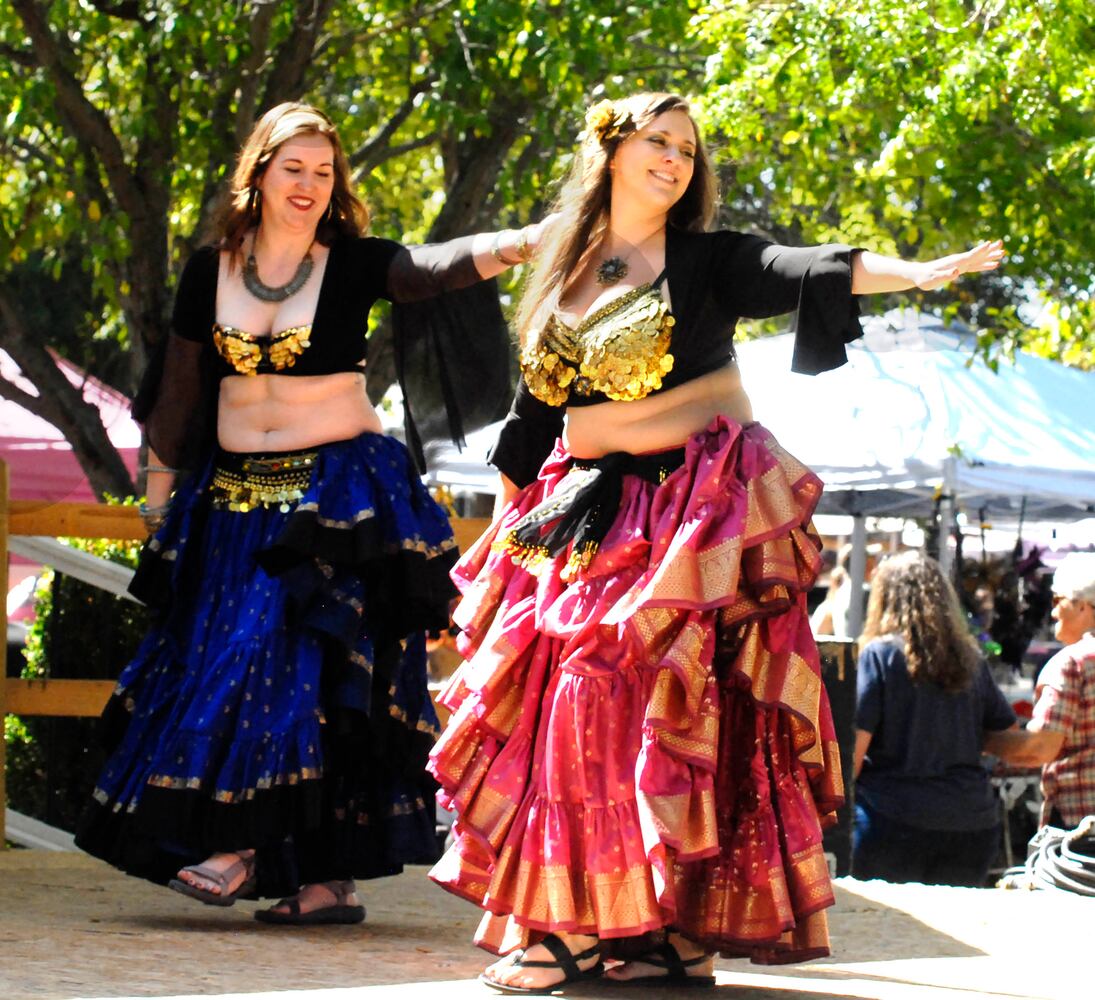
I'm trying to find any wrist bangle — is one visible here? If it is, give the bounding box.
[490,230,522,267]
[514,226,532,263]
[140,465,178,475]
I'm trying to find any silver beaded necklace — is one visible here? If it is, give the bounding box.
[242,242,315,303]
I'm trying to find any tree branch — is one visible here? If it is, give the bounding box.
[352,133,438,185]
[4,138,55,166]
[349,80,435,171]
[260,0,338,110]
[0,286,135,499]
[313,0,456,61]
[0,42,36,67]
[86,0,143,20]
[0,370,52,421]
[233,1,278,145]
[10,0,144,221]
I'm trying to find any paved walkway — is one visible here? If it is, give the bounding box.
[0,850,1084,999]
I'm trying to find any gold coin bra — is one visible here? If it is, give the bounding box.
[520,284,675,406]
[213,323,312,376]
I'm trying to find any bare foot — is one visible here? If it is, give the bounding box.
[176,849,255,896]
[481,932,600,992]
[604,931,714,983]
[263,880,360,917]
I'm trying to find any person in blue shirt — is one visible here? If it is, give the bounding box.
[853,550,1016,885]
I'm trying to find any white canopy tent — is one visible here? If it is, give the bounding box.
[737,308,1095,524]
[735,309,1095,631]
[427,308,1095,632]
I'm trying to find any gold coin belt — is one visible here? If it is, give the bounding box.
[210,453,317,513]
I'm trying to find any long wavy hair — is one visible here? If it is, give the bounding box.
[860,551,982,692]
[514,92,717,344]
[210,102,370,265]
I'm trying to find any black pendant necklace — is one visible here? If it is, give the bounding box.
[595,228,664,285]
[595,256,630,285]
[243,245,314,302]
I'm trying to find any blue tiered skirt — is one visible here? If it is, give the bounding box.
[75,432,457,898]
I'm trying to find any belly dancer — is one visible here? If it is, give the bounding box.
[76,101,544,924]
[427,92,1003,991]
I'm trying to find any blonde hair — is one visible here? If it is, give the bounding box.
[860,551,982,693]
[514,92,717,344]
[210,102,370,264]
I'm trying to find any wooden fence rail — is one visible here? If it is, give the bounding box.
[0,458,490,845]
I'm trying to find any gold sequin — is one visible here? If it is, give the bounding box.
[213,323,312,376]
[521,285,675,405]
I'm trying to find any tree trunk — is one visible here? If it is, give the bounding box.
[0,289,134,500]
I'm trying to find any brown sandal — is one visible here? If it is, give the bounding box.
[168,851,257,907]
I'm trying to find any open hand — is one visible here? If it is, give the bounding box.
[914,239,1006,291]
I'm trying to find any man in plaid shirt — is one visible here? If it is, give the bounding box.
[1028,553,1095,828]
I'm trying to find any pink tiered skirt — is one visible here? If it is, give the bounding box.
[428,416,844,964]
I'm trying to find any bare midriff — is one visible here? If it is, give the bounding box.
[563,363,752,459]
[216,370,382,453]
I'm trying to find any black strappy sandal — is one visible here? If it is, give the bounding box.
[255,879,365,925]
[479,933,604,995]
[605,939,715,988]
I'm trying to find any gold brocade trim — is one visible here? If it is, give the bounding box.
[646,535,743,607]
[294,502,376,527]
[463,784,521,851]
[210,452,316,512]
[631,606,678,661]
[744,464,799,543]
[734,628,823,766]
[521,285,675,406]
[679,863,795,940]
[491,850,662,934]
[432,715,494,805]
[144,766,322,802]
[483,680,524,739]
[640,786,719,857]
[388,796,428,818]
[213,323,312,376]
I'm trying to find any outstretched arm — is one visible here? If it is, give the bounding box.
[469,215,557,279]
[851,240,1005,295]
[387,214,558,301]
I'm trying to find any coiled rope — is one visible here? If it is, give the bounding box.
[999,815,1095,895]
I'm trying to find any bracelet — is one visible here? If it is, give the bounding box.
[140,465,178,475]
[514,226,532,263]
[138,502,168,531]
[490,230,523,267]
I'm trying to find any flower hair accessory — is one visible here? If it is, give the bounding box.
[584,100,632,143]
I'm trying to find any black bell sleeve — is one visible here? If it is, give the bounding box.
[131,248,219,470]
[712,232,864,375]
[381,237,511,472]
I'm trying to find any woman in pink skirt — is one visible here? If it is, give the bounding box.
[429,92,1004,993]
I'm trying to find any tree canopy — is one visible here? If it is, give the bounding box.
[1,0,1091,497]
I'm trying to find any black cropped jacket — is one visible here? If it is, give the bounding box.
[490,225,864,488]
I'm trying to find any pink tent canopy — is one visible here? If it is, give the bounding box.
[0,349,140,503]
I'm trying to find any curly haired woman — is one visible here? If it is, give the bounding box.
[427,92,1004,992]
[852,551,1017,886]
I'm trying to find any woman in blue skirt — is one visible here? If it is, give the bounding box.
[75,102,541,923]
